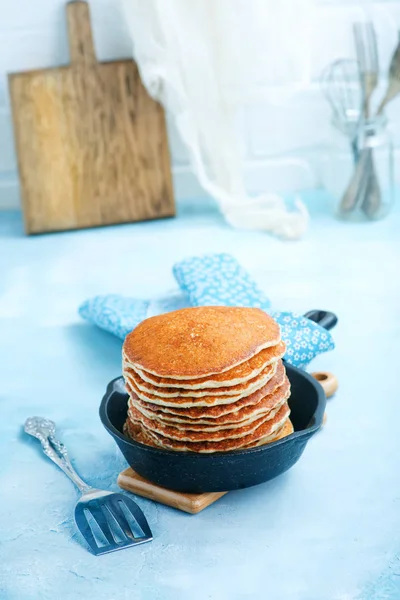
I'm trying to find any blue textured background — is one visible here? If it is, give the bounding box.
[1,196,399,599]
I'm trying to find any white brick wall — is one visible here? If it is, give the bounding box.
[1,0,400,210]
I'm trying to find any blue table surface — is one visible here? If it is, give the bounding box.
[1,196,400,600]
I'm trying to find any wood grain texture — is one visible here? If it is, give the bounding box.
[9,1,175,234]
[118,468,227,514]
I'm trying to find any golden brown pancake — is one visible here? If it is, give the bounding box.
[124,416,293,450]
[129,394,287,433]
[124,361,280,408]
[271,417,294,440]
[129,375,290,427]
[124,419,155,447]
[128,400,289,442]
[123,360,277,398]
[125,403,290,452]
[124,341,286,390]
[244,417,294,448]
[125,374,271,408]
[132,360,287,420]
[123,306,281,379]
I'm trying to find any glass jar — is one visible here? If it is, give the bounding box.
[354,115,394,220]
[337,115,394,221]
[324,114,394,221]
[322,114,359,213]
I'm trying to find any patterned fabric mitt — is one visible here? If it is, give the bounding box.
[79,253,335,369]
[173,253,335,369]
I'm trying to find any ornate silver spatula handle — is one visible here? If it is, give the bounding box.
[24,417,92,494]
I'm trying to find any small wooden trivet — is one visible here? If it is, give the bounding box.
[118,467,227,514]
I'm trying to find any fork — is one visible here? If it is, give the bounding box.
[353,22,382,218]
[354,22,379,118]
[24,417,153,555]
[339,22,381,217]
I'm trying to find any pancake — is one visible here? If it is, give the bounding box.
[125,370,277,408]
[130,375,290,427]
[127,401,290,443]
[123,360,277,398]
[124,341,286,390]
[123,306,281,379]
[244,417,294,448]
[133,360,287,420]
[124,360,279,408]
[129,392,287,432]
[123,419,156,447]
[124,417,288,451]
[125,403,290,452]
[124,416,293,450]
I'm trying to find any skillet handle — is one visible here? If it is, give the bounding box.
[311,372,338,398]
[311,371,339,429]
[304,310,338,331]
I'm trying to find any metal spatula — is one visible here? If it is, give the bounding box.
[24,417,153,555]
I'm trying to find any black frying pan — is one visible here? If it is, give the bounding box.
[100,310,337,493]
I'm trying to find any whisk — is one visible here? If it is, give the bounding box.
[320,58,363,161]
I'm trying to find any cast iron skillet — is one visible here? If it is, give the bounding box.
[100,310,337,493]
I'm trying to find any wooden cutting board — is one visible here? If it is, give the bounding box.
[9,1,175,234]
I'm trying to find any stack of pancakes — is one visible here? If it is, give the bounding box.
[122,306,293,453]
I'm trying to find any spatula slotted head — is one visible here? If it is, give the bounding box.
[74,492,153,555]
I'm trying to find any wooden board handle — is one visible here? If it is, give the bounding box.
[67,1,96,66]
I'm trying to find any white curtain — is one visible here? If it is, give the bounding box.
[121,0,315,239]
